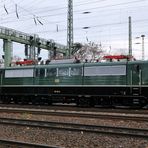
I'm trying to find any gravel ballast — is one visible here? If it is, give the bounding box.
[0,112,148,147]
[0,125,148,148]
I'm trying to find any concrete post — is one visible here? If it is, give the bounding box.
[3,39,13,67]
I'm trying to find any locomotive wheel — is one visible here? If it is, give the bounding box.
[1,96,11,104]
[47,99,52,105]
[77,97,90,107]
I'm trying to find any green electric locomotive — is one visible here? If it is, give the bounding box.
[0,59,148,108]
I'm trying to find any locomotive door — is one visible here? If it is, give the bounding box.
[131,64,141,95]
[131,64,141,85]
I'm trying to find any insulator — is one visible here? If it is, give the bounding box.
[37,42,41,46]
[46,41,51,46]
[38,57,42,61]
[29,36,33,40]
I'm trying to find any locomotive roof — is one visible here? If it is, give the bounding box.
[1,60,148,70]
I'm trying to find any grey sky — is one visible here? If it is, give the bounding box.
[0,0,148,59]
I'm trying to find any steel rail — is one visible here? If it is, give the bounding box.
[0,107,148,122]
[0,117,148,138]
[0,104,147,114]
[0,139,59,148]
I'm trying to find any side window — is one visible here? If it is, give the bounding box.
[47,68,56,77]
[36,69,45,77]
[58,67,69,76]
[35,69,39,77]
[71,67,82,76]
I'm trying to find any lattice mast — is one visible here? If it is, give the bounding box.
[128,16,132,57]
[67,0,73,58]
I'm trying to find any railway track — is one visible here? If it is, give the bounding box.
[0,117,148,138]
[0,106,148,122]
[0,139,59,148]
[0,104,148,114]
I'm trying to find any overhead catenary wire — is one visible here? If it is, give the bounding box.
[0,2,148,27]
[4,4,8,14]
[30,18,148,34]
[0,0,146,20]
[2,0,44,25]
[0,0,147,50]
[15,4,19,19]
[0,1,145,20]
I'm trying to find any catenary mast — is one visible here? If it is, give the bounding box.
[67,0,73,58]
[128,16,132,57]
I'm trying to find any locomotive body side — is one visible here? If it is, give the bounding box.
[0,60,148,108]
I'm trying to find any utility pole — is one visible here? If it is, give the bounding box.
[128,16,132,57]
[67,0,73,58]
